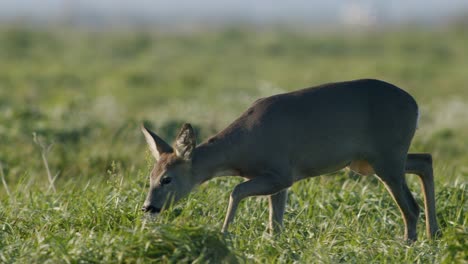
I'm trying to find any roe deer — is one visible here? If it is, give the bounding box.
[141,79,439,242]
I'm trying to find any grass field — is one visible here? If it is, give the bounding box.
[0,24,467,263]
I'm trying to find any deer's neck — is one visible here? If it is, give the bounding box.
[192,138,239,183]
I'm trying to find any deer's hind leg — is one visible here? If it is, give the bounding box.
[372,155,420,242]
[406,153,440,239]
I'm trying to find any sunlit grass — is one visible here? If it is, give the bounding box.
[1,167,465,262]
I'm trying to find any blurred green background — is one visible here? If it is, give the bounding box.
[1,25,467,185]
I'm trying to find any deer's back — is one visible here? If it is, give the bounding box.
[219,79,419,177]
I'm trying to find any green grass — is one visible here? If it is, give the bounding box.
[0,25,467,263]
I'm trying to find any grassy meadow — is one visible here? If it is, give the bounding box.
[0,24,467,263]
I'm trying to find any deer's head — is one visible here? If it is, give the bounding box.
[141,123,197,215]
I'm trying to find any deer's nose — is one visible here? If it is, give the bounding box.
[142,205,161,213]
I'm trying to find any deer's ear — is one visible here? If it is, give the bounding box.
[141,125,173,161]
[174,123,196,160]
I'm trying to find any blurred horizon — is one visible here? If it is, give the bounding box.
[2,0,468,29]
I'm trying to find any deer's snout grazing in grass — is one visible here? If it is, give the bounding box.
[140,79,440,242]
[141,123,197,215]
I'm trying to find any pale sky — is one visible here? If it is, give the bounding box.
[1,0,468,25]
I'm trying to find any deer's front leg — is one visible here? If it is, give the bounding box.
[269,189,288,234]
[221,175,291,233]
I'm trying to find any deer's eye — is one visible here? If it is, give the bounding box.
[160,177,172,185]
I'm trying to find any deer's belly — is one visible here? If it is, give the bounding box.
[293,160,351,181]
[292,154,376,180]
[347,160,375,176]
